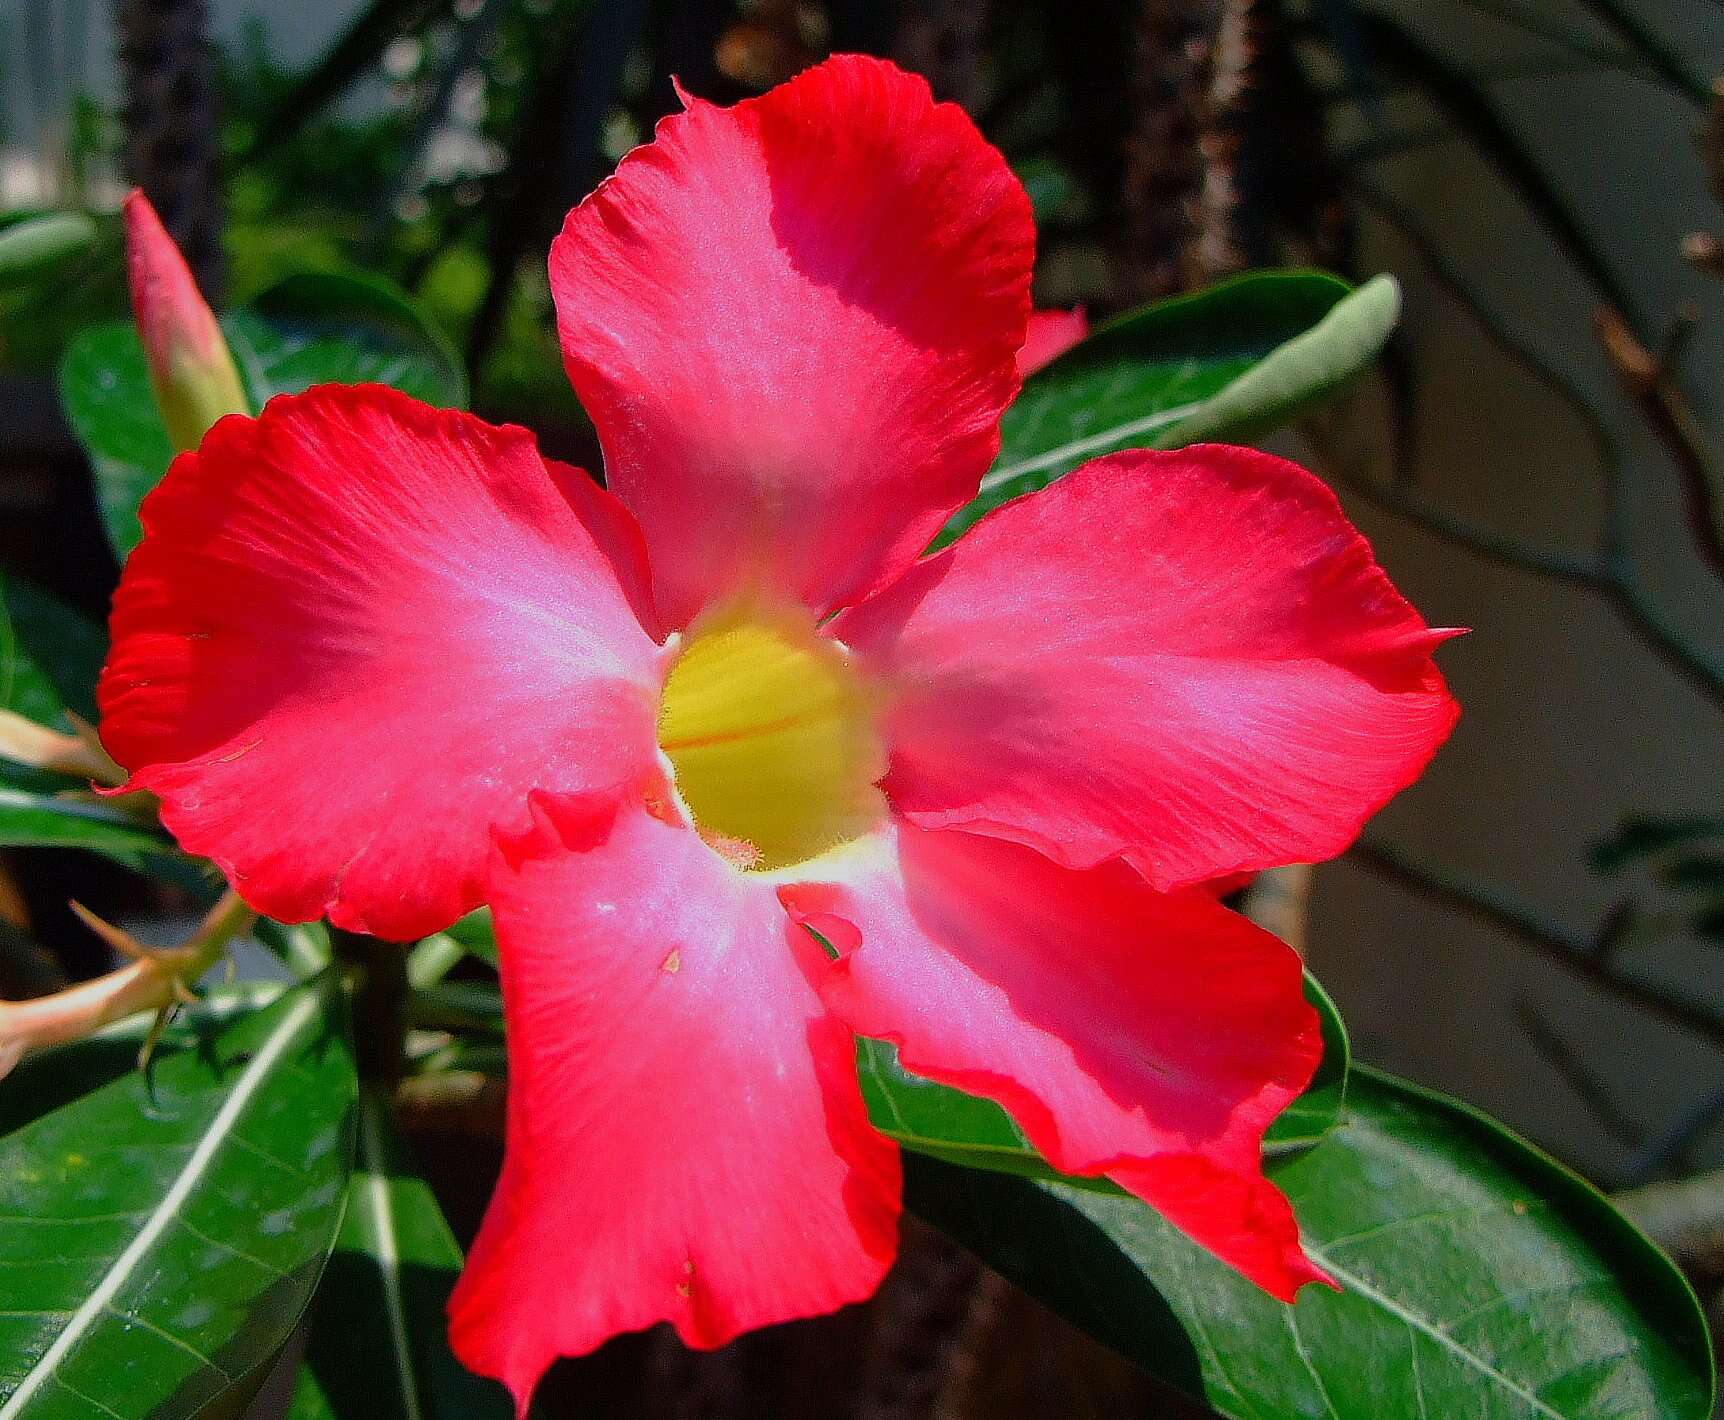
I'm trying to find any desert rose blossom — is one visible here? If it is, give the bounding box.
[96,56,1457,1410]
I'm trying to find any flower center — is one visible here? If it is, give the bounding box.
[657,604,887,871]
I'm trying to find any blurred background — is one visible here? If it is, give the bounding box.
[2,0,1723,1413]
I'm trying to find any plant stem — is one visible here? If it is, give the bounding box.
[0,888,254,1073]
[332,928,410,1085]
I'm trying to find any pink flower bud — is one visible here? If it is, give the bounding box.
[123,189,248,451]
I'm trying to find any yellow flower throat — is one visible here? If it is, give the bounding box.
[656,605,887,871]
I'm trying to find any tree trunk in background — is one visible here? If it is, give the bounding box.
[1120,0,1348,300]
[113,0,226,301]
[1118,0,1227,301]
[1117,0,1266,298]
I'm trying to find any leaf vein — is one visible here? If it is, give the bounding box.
[1309,1250,1568,1420]
[0,992,321,1418]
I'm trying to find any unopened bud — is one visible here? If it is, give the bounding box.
[123,189,248,451]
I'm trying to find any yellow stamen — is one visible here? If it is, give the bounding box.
[658,602,886,871]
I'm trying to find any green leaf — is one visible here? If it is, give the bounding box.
[0,785,173,865]
[0,574,106,725]
[0,985,287,1137]
[243,271,467,411]
[443,907,498,968]
[409,980,505,1036]
[0,582,65,730]
[401,908,499,995]
[1166,274,1401,448]
[908,1065,1714,1420]
[288,1092,510,1420]
[0,214,96,282]
[1263,971,1349,1152]
[255,919,335,979]
[949,271,1399,540]
[57,323,176,561]
[59,276,465,560]
[0,575,110,801]
[0,981,358,1420]
[405,934,470,991]
[858,971,1346,1190]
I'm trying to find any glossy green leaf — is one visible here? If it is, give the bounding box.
[60,276,464,559]
[0,985,287,1137]
[907,1065,1714,1420]
[405,933,470,991]
[0,575,108,801]
[409,979,505,1037]
[949,271,1399,540]
[288,1092,510,1420]
[0,785,172,865]
[1262,971,1349,1152]
[58,323,178,561]
[0,982,357,1420]
[407,908,499,989]
[858,971,1346,1192]
[1167,274,1400,447]
[408,1035,508,1079]
[0,582,190,877]
[253,920,334,980]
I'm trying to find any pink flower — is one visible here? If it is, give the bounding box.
[97,57,1456,1410]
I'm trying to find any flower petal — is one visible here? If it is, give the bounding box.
[451,790,901,1410]
[833,446,1459,889]
[98,384,666,939]
[1016,305,1089,376]
[780,823,1327,1300]
[549,54,1034,628]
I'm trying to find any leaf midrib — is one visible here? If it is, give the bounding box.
[356,1095,425,1420]
[0,991,321,1416]
[0,788,157,831]
[982,400,1205,491]
[1307,1249,1568,1420]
